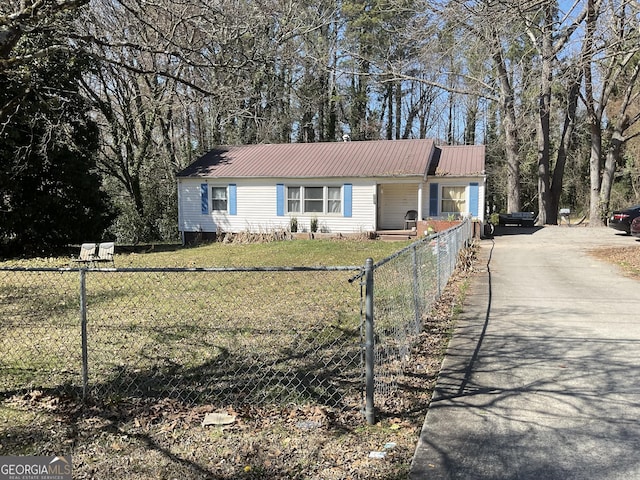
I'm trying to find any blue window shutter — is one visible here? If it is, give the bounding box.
[229,184,237,215]
[201,184,208,214]
[469,182,479,217]
[429,183,438,217]
[344,183,352,217]
[276,184,285,216]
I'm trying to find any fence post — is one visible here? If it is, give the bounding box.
[364,257,375,425]
[79,269,89,402]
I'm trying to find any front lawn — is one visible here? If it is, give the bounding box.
[1,238,413,268]
[0,236,468,480]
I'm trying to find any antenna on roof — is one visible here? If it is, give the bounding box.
[342,134,351,142]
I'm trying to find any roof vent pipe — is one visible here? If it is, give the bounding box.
[342,134,351,142]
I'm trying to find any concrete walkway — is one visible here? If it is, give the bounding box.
[410,226,640,480]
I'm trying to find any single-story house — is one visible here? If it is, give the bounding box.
[176,138,486,243]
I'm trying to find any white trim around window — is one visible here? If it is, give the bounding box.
[211,186,228,212]
[286,185,343,214]
[440,185,467,216]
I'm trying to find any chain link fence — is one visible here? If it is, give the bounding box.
[365,220,473,419]
[0,219,473,422]
[1,266,363,410]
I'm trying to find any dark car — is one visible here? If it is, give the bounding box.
[631,216,640,238]
[609,204,640,234]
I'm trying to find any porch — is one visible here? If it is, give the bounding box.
[375,220,433,241]
[375,219,481,241]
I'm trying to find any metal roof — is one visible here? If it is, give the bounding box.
[177,139,485,179]
[430,145,486,177]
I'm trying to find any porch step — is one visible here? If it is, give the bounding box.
[376,230,417,241]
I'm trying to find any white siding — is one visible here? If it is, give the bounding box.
[178,180,216,233]
[178,175,485,235]
[378,183,420,230]
[426,177,486,222]
[178,178,377,234]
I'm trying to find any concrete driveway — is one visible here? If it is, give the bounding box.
[410,226,640,480]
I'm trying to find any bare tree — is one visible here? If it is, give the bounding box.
[582,0,640,225]
[514,1,590,224]
[73,0,346,238]
[429,0,528,213]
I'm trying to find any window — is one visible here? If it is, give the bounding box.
[304,187,324,213]
[287,186,301,213]
[285,186,342,214]
[328,187,342,213]
[441,186,466,214]
[212,187,228,211]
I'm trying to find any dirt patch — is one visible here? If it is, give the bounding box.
[0,254,476,479]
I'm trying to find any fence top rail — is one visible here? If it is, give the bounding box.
[0,265,362,274]
[3,219,470,279]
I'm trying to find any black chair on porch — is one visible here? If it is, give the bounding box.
[404,210,419,230]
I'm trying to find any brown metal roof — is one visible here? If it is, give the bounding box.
[430,145,486,177]
[177,139,485,179]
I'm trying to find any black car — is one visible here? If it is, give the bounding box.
[608,204,640,234]
[631,216,640,238]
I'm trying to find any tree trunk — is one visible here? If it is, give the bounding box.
[350,57,370,140]
[550,72,582,222]
[599,126,625,218]
[598,59,640,218]
[395,82,402,140]
[447,92,454,144]
[536,6,554,225]
[492,30,521,213]
[386,83,393,140]
[588,122,604,225]
[464,97,477,145]
[583,0,605,226]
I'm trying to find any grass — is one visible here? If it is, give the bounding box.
[1,236,468,479]
[2,238,413,269]
[2,275,354,404]
[1,238,418,412]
